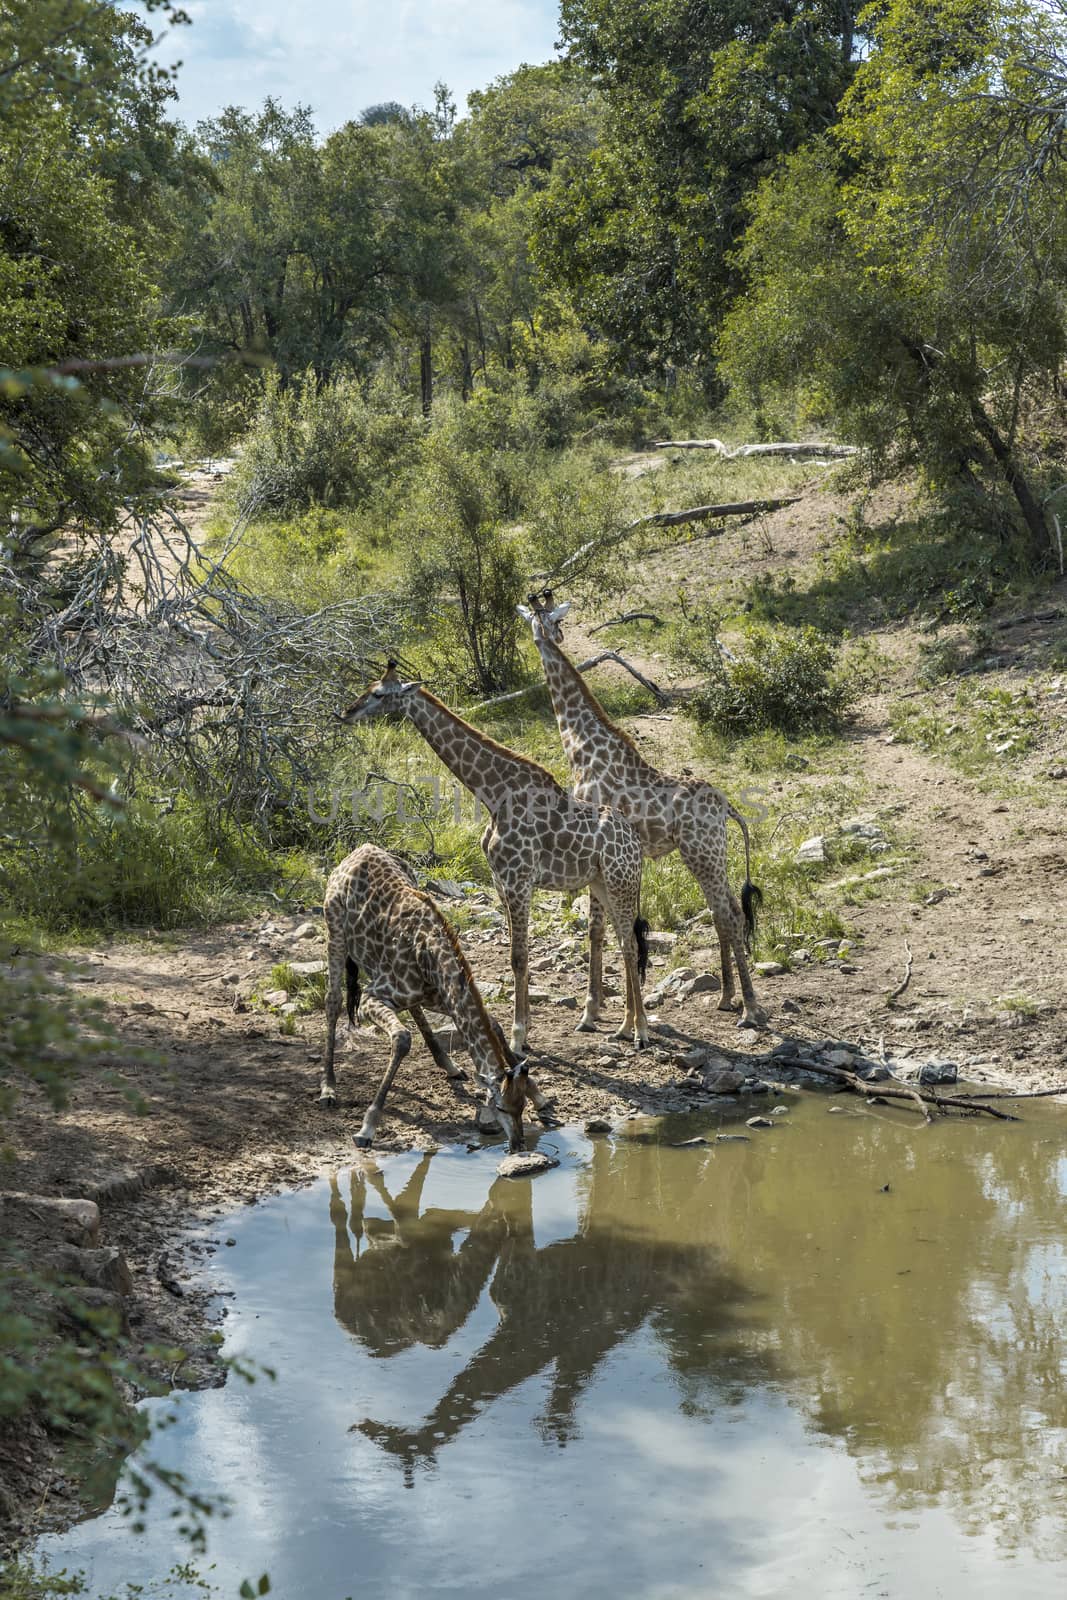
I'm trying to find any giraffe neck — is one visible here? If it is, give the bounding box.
[404,689,557,813]
[426,916,508,1083]
[534,629,653,781]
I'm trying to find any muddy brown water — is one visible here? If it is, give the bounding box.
[36,1097,1067,1597]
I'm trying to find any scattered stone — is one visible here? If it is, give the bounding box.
[262,989,288,1006]
[527,988,553,1004]
[645,931,678,950]
[1048,766,1067,780]
[771,1105,790,1115]
[426,879,465,899]
[680,1045,709,1070]
[839,962,857,974]
[291,922,319,940]
[584,1118,613,1135]
[796,836,826,865]
[497,1150,560,1178]
[781,998,802,1015]
[858,1063,891,1083]
[791,949,811,964]
[677,972,720,997]
[551,995,579,1010]
[706,1069,745,1094]
[128,1000,156,1015]
[918,1060,958,1085]
[715,1134,750,1143]
[53,1245,133,1297]
[225,1238,236,1247]
[529,954,556,971]
[746,1115,774,1129]
[825,1048,855,1068]
[671,1136,710,1148]
[754,961,786,977]
[290,960,326,977]
[221,970,240,984]
[827,1105,849,1114]
[0,1194,101,1247]
[741,1077,771,1094]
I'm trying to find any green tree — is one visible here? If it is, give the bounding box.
[721,0,1067,565]
[535,0,859,375]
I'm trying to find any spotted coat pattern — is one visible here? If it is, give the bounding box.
[342,669,650,1051]
[520,597,766,1029]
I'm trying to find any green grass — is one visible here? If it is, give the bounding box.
[889,683,1041,775]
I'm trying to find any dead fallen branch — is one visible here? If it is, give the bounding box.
[533,497,801,583]
[650,439,858,459]
[886,940,914,1006]
[945,1084,1067,1101]
[588,612,663,634]
[784,1056,1020,1121]
[993,605,1065,630]
[471,649,667,713]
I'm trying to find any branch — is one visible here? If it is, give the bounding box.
[886,940,914,1007]
[786,1057,1020,1121]
[532,497,801,583]
[588,611,663,635]
[650,440,858,459]
[471,650,667,712]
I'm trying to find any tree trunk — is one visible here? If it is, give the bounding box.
[968,397,1051,566]
[420,335,433,417]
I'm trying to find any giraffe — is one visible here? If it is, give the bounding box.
[322,843,552,1150]
[341,664,651,1052]
[517,592,767,1029]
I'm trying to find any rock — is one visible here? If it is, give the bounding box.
[824,1048,856,1067]
[1048,766,1067,780]
[791,949,811,964]
[262,989,288,1006]
[771,1104,791,1115]
[584,1118,613,1135]
[529,954,556,971]
[679,1045,709,1070]
[645,931,677,950]
[128,1000,156,1015]
[497,1150,560,1178]
[290,959,326,977]
[528,988,553,1004]
[53,1245,134,1297]
[221,970,240,984]
[838,962,857,974]
[426,879,465,899]
[291,922,319,940]
[754,961,786,977]
[551,995,579,1010]
[715,1134,750,1143]
[918,1060,958,1085]
[0,1194,100,1247]
[677,972,721,997]
[781,998,802,1015]
[746,1115,774,1129]
[670,1136,710,1148]
[858,1062,891,1083]
[741,1077,770,1094]
[705,1069,745,1094]
[796,835,826,865]
[827,1105,849,1114]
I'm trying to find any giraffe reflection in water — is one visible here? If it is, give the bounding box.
[330,1143,760,1482]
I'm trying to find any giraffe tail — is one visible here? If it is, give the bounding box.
[345,958,361,1025]
[728,802,763,951]
[633,917,650,983]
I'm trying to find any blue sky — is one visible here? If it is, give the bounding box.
[154,0,563,132]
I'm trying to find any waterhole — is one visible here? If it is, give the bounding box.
[37,1097,1067,1597]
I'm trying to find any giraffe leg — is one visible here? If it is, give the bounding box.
[320,918,347,1106]
[577,891,606,1031]
[681,843,766,1029]
[352,994,412,1148]
[600,874,650,1049]
[410,1003,466,1084]
[500,879,532,1053]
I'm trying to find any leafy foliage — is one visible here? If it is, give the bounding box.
[688,623,855,735]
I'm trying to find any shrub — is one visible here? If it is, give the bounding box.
[691,623,854,736]
[231,372,422,516]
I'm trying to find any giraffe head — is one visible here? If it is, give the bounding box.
[342,661,422,724]
[517,588,571,645]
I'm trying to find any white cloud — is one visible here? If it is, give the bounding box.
[156,0,562,132]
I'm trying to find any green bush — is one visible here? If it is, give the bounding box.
[231,372,422,516]
[691,624,854,737]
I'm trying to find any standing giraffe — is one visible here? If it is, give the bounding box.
[518,593,766,1029]
[342,665,650,1052]
[322,843,549,1150]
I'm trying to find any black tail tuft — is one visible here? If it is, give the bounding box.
[634,916,651,983]
[345,957,361,1025]
[740,881,763,952]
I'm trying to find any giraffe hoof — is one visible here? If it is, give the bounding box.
[352,1133,373,1149]
[575,1020,599,1034]
[319,1090,338,1109]
[717,998,740,1013]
